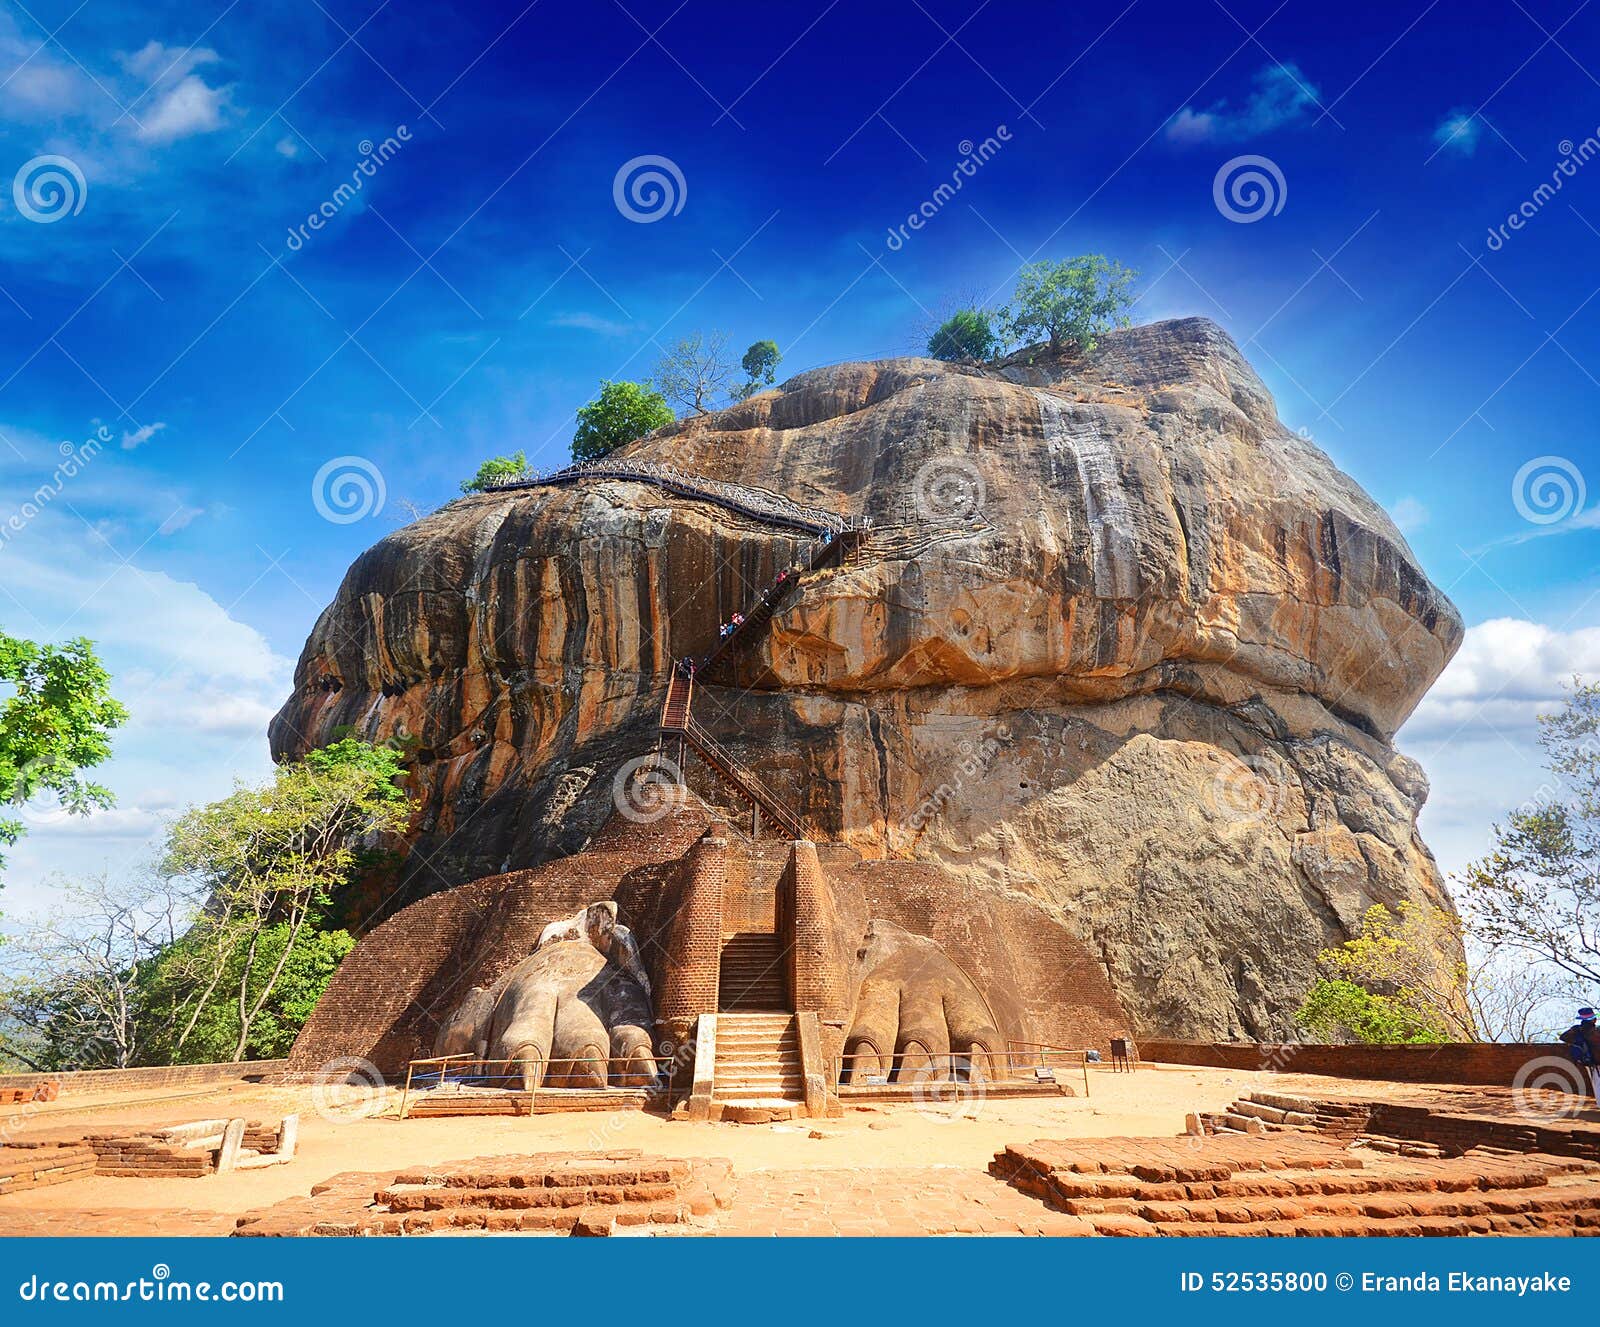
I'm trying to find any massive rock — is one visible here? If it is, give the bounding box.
[271,317,1463,1040]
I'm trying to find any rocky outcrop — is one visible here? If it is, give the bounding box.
[271,318,1462,1039]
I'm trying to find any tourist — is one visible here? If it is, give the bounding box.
[1560,1006,1600,1102]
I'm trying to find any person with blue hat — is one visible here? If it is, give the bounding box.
[1560,1007,1600,1102]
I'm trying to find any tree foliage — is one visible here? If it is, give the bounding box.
[459,450,528,494]
[927,309,997,361]
[1463,679,1600,987]
[159,738,406,1061]
[733,339,782,400]
[571,379,675,461]
[654,331,735,416]
[0,632,127,873]
[1295,902,1475,1043]
[1295,979,1442,1044]
[1000,255,1137,353]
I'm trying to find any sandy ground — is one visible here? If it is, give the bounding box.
[0,1063,1573,1230]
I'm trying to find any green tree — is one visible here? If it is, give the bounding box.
[1295,979,1442,1044]
[0,632,127,874]
[1295,901,1476,1043]
[572,379,675,461]
[734,339,782,400]
[1000,255,1138,353]
[460,450,528,494]
[1464,679,1600,987]
[137,923,355,1063]
[927,309,996,361]
[654,331,734,416]
[158,739,407,1061]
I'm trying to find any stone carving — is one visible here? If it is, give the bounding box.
[841,920,1005,1083]
[437,901,655,1089]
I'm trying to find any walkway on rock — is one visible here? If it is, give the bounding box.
[497,457,870,837]
[485,458,862,539]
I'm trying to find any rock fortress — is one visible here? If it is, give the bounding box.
[9,320,1600,1239]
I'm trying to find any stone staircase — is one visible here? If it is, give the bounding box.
[712,1013,804,1114]
[991,1133,1600,1236]
[718,932,787,1011]
[235,1150,734,1237]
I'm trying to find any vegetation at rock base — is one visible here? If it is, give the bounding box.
[0,631,126,876]
[1000,254,1138,353]
[0,739,406,1070]
[733,339,782,399]
[655,331,735,416]
[459,449,528,493]
[572,378,675,461]
[1295,902,1474,1044]
[927,308,997,361]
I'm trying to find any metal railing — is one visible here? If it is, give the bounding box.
[398,1052,677,1119]
[830,1042,1091,1098]
[483,457,870,538]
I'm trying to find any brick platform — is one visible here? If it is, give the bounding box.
[0,1142,97,1196]
[234,1150,734,1236]
[990,1133,1600,1235]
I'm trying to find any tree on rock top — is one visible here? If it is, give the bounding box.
[1001,255,1137,354]
[654,331,735,416]
[927,309,996,362]
[734,339,782,399]
[460,450,528,493]
[572,379,675,461]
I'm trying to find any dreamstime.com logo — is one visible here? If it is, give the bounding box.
[908,1060,987,1124]
[310,1056,387,1120]
[17,1265,283,1303]
[612,154,686,223]
[1511,1055,1590,1123]
[13,155,86,223]
[1207,754,1289,824]
[912,457,985,522]
[312,455,386,524]
[1511,455,1586,526]
[612,753,686,823]
[1212,154,1287,223]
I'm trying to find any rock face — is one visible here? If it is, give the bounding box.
[271,318,1463,1040]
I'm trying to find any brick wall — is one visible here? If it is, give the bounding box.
[1142,1039,1570,1087]
[655,826,727,1024]
[780,841,855,1023]
[0,1060,286,1094]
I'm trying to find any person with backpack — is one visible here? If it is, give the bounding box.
[1560,1006,1600,1102]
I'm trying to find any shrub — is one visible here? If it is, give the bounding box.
[927,309,996,361]
[459,450,528,494]
[572,380,675,461]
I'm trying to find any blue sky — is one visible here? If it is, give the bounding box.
[2,0,1599,913]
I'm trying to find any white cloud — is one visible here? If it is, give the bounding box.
[117,41,219,86]
[121,421,166,450]
[1389,496,1429,534]
[550,312,639,336]
[275,136,300,159]
[0,527,291,915]
[135,73,231,144]
[1401,618,1600,895]
[1404,617,1600,743]
[1166,62,1321,144]
[156,503,205,535]
[1434,108,1483,156]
